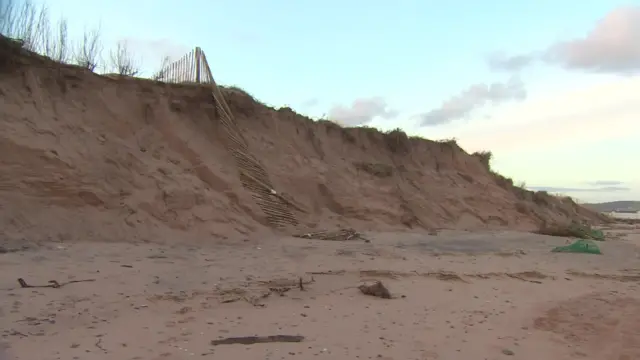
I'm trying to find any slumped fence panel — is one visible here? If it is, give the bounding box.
[156,47,299,228]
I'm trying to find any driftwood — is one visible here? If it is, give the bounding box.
[17,278,96,289]
[211,335,304,346]
[219,277,315,305]
[258,277,315,289]
[293,228,369,242]
[505,273,542,284]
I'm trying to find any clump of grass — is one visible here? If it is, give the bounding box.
[534,222,603,240]
[109,40,140,76]
[535,224,584,238]
[472,150,493,170]
[72,25,104,71]
[151,56,170,81]
[224,85,254,97]
[493,173,514,190]
[384,127,410,154]
[437,137,459,148]
[223,85,269,105]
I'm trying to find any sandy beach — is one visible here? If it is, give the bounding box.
[2,224,639,360]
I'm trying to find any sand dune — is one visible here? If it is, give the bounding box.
[0,36,604,247]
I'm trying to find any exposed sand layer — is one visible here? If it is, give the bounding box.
[1,224,640,360]
[0,35,606,247]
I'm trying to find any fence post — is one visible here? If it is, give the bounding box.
[195,47,201,84]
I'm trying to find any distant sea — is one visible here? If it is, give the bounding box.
[607,211,640,220]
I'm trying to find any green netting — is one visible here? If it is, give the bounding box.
[552,239,602,254]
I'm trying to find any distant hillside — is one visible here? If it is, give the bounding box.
[583,201,640,212]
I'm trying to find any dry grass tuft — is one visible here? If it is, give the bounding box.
[535,224,585,238]
[384,128,410,154]
[472,150,493,170]
[534,222,602,240]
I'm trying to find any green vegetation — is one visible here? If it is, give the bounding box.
[535,222,605,241]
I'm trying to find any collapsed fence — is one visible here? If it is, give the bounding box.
[158,47,299,228]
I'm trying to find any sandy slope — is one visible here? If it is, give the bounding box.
[0,35,605,247]
[1,225,640,360]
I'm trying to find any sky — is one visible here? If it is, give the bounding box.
[11,0,640,203]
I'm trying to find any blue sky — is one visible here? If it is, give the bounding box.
[22,0,640,202]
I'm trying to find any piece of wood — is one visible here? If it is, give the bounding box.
[17,278,96,289]
[210,335,305,346]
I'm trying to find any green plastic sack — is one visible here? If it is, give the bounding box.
[552,239,602,255]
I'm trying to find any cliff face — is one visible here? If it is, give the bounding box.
[0,38,606,245]
[223,91,605,230]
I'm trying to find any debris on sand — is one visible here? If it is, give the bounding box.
[358,281,392,299]
[17,277,96,289]
[293,228,368,242]
[211,335,305,346]
[506,273,542,284]
[258,276,315,289]
[431,271,467,282]
[502,348,515,356]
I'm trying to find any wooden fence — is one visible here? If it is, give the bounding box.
[155,47,213,84]
[157,47,300,229]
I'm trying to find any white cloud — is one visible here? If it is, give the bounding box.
[489,6,640,75]
[546,6,640,75]
[328,97,398,126]
[487,52,536,72]
[413,76,640,202]
[452,76,640,153]
[419,77,526,126]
